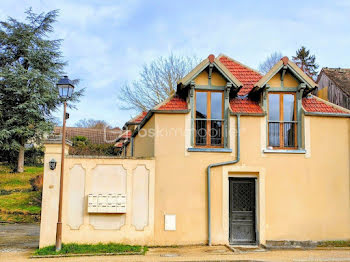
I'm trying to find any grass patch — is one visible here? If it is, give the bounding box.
[0,212,40,223]
[34,243,147,256]
[318,240,350,247]
[0,191,41,214]
[0,165,43,223]
[0,165,43,191]
[0,191,41,223]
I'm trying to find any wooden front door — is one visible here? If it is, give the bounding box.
[229,178,256,245]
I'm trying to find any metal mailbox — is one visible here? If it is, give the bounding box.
[87,193,126,213]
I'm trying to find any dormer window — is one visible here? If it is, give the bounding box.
[195,90,224,147]
[268,93,297,148]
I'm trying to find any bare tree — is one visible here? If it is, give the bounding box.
[118,54,198,111]
[258,52,283,74]
[75,119,111,129]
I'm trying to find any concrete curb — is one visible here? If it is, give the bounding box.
[30,251,144,258]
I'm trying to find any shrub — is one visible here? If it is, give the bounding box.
[25,146,44,166]
[70,136,118,156]
[72,136,89,146]
[69,143,118,156]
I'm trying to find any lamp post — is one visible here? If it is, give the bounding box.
[56,76,74,251]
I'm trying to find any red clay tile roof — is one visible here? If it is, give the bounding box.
[302,95,349,114]
[115,141,124,148]
[157,95,188,111]
[115,130,132,142]
[219,56,263,96]
[119,130,131,139]
[54,127,121,144]
[230,97,264,114]
[127,111,148,124]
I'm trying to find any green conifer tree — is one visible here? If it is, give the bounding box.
[0,9,83,172]
[292,46,319,80]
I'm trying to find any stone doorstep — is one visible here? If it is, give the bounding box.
[226,244,266,253]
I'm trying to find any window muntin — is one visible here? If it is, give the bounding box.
[268,93,297,149]
[195,90,224,147]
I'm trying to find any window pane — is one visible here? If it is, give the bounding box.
[195,92,207,145]
[268,94,280,121]
[268,94,280,147]
[211,120,222,146]
[211,92,223,119]
[283,122,295,147]
[268,122,280,147]
[196,92,207,119]
[195,119,207,145]
[283,94,295,121]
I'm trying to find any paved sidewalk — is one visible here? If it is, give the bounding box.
[1,245,350,261]
[1,224,350,262]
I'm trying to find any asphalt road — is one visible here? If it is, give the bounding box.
[0,223,40,252]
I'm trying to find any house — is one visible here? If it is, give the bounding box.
[317,68,350,110]
[40,54,350,248]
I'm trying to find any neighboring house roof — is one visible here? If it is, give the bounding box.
[302,95,350,114]
[54,126,121,144]
[318,68,350,97]
[218,55,263,96]
[230,97,264,114]
[254,56,317,90]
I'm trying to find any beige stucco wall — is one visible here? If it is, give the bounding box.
[133,115,155,157]
[39,149,155,248]
[194,70,227,86]
[152,113,230,245]
[268,71,300,88]
[150,112,350,245]
[283,71,300,87]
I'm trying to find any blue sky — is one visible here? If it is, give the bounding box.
[1,0,349,128]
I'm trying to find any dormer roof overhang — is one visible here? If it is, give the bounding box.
[251,56,318,94]
[177,54,243,91]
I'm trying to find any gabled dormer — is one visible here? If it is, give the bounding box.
[251,57,318,151]
[177,54,242,149]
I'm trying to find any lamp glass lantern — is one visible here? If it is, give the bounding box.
[57,76,74,99]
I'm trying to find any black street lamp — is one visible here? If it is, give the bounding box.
[55,76,74,252]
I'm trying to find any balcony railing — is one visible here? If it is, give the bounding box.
[195,119,224,147]
[268,121,297,148]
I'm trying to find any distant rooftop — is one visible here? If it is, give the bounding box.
[54,126,121,144]
[320,68,350,97]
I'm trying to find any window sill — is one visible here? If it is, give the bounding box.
[188,148,232,153]
[263,149,306,154]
